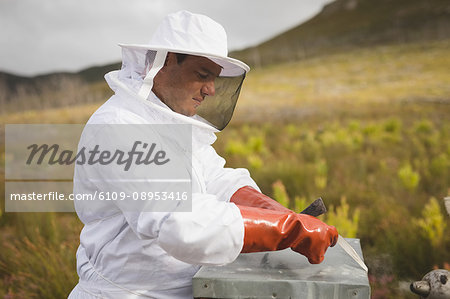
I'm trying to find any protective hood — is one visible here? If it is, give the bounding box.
[114,10,250,131]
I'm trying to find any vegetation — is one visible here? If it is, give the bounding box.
[1,39,449,298]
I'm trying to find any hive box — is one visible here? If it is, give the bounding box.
[193,238,370,299]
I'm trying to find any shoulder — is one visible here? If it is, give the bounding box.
[87,95,156,125]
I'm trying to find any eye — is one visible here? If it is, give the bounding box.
[196,72,209,80]
[441,274,448,285]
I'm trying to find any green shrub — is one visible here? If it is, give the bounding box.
[397,163,420,191]
[314,159,328,189]
[323,196,360,238]
[271,180,290,208]
[294,196,308,213]
[247,154,263,170]
[414,197,447,248]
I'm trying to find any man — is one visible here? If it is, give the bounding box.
[69,10,338,299]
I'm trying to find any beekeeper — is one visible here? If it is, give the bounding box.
[69,10,338,299]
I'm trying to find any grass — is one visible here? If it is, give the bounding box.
[0,103,101,124]
[0,214,81,298]
[1,39,449,298]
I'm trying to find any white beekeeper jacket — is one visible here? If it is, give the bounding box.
[69,10,258,299]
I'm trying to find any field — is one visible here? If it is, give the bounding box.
[1,40,449,298]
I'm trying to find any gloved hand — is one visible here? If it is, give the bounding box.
[231,186,291,212]
[238,205,338,264]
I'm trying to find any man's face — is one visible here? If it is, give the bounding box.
[152,53,222,117]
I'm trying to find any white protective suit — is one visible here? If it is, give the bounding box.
[68,11,259,299]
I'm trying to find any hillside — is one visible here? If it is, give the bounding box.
[0,62,119,114]
[231,0,450,67]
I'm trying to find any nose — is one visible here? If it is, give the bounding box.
[201,80,216,97]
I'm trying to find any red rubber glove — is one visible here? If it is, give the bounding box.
[238,205,338,264]
[231,186,291,212]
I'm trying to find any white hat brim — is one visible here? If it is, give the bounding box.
[118,43,249,77]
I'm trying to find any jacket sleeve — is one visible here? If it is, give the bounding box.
[157,193,244,265]
[200,145,260,202]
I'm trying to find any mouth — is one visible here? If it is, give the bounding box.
[192,98,203,107]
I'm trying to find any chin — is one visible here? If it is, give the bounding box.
[178,109,196,117]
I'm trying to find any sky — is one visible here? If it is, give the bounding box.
[0,0,334,77]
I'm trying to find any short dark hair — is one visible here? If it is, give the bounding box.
[175,53,188,64]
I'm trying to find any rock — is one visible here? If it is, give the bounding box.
[410,269,450,299]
